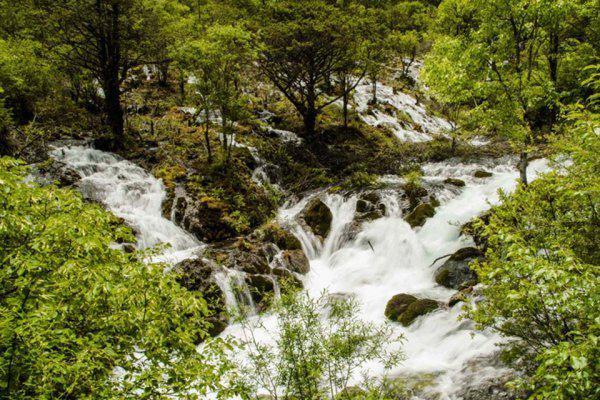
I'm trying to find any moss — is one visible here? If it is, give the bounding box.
[255,222,302,250]
[405,203,436,228]
[385,293,418,321]
[398,299,439,326]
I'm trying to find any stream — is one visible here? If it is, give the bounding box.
[49,81,551,398]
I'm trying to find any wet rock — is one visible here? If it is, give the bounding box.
[245,274,275,310]
[355,191,386,222]
[460,211,492,250]
[183,196,237,242]
[474,170,493,178]
[253,222,302,250]
[385,293,418,321]
[403,184,429,210]
[173,258,226,312]
[280,250,310,274]
[206,239,271,275]
[122,243,137,253]
[398,299,439,326]
[444,177,466,187]
[272,267,303,289]
[405,203,436,228]
[206,315,228,337]
[435,247,482,289]
[303,198,333,238]
[37,159,81,187]
[449,287,473,307]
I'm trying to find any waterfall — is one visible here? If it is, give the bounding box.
[50,145,202,265]
[214,270,257,317]
[221,157,550,399]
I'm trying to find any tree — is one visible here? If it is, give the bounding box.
[237,291,403,399]
[258,0,367,137]
[0,158,236,399]
[38,0,189,149]
[178,24,254,164]
[465,82,600,399]
[423,0,597,184]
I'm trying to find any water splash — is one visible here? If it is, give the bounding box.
[50,145,202,265]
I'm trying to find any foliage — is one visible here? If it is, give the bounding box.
[466,100,600,399]
[423,0,599,183]
[237,291,403,399]
[0,158,237,399]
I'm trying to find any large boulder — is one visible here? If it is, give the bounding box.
[303,198,333,238]
[384,294,439,326]
[37,159,81,187]
[405,203,436,228]
[253,222,302,251]
[444,177,466,187]
[182,196,238,242]
[173,258,226,315]
[205,239,271,275]
[434,247,482,289]
[355,191,386,223]
[473,170,493,178]
[245,274,275,311]
[384,293,418,321]
[398,299,439,326]
[280,250,310,274]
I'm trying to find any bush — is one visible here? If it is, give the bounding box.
[0,158,236,399]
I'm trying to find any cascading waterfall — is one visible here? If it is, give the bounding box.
[50,145,203,265]
[221,157,550,399]
[49,145,550,398]
[214,270,257,317]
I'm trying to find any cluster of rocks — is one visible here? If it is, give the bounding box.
[173,225,309,336]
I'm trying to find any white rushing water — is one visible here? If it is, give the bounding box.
[50,145,203,264]
[48,144,548,398]
[354,79,452,143]
[222,157,550,399]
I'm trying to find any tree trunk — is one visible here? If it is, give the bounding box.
[204,109,212,164]
[303,109,317,137]
[103,75,124,150]
[343,87,349,129]
[0,125,12,156]
[518,150,528,186]
[371,79,377,104]
[178,69,185,104]
[158,63,169,87]
[99,2,124,150]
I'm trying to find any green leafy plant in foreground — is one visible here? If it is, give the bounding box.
[0,158,236,399]
[236,290,405,400]
[466,102,600,399]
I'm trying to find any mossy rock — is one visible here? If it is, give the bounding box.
[444,177,466,187]
[405,203,436,228]
[385,293,418,321]
[303,198,333,237]
[473,170,493,178]
[281,250,310,274]
[398,299,439,326]
[255,222,302,250]
[434,247,482,289]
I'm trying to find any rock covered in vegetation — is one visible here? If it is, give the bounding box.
[444,177,466,187]
[384,293,418,321]
[252,222,302,251]
[473,170,493,178]
[385,294,439,326]
[355,191,386,222]
[36,159,81,187]
[279,250,310,274]
[399,299,440,326]
[302,198,333,238]
[434,247,482,289]
[405,202,436,227]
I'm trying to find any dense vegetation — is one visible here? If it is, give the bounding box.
[0,0,598,399]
